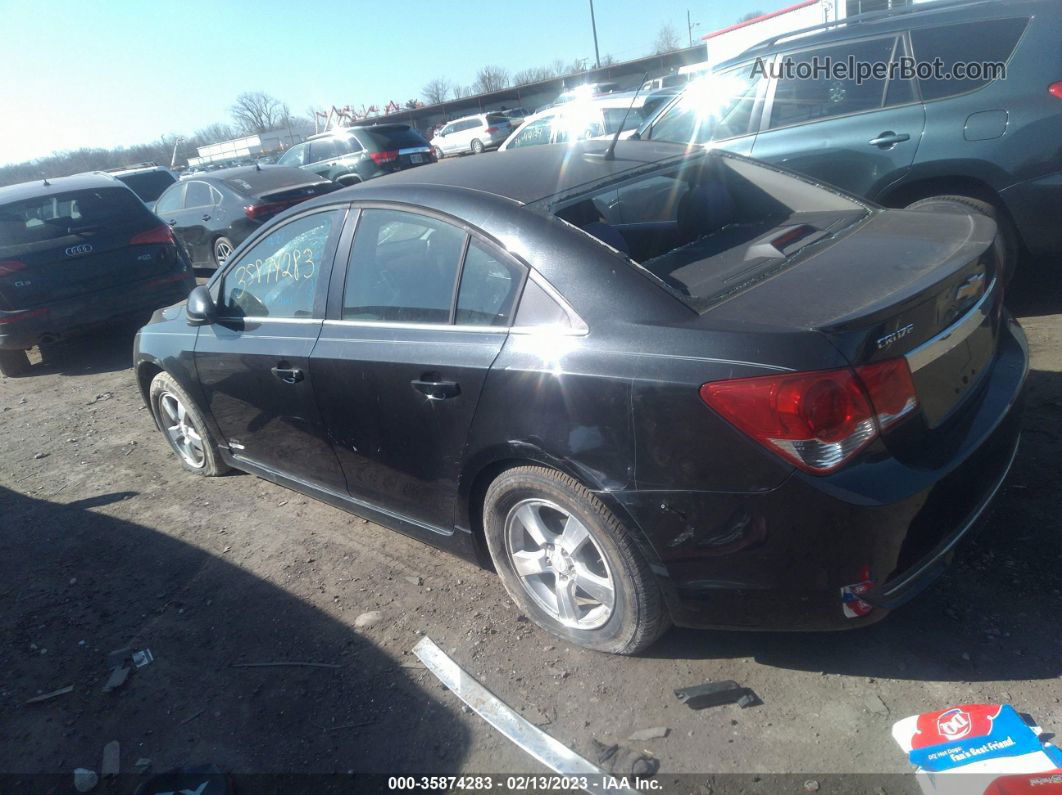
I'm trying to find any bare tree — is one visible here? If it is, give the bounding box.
[193,122,235,145]
[513,65,555,86]
[600,53,616,67]
[653,23,682,54]
[421,78,451,105]
[738,10,764,22]
[230,91,290,135]
[452,84,472,99]
[473,65,510,94]
[404,98,421,110]
[550,58,568,77]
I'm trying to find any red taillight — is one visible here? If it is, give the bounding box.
[0,260,26,277]
[1049,82,1062,100]
[699,359,918,474]
[369,150,399,165]
[484,127,498,134]
[243,201,286,221]
[0,307,48,325]
[130,224,175,245]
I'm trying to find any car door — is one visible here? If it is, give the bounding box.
[750,34,926,200]
[154,182,188,258]
[306,138,338,180]
[311,206,526,531]
[194,206,349,490]
[167,181,216,264]
[442,122,465,154]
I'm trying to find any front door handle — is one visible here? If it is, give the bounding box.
[201,214,211,222]
[411,379,460,400]
[271,364,304,384]
[167,219,177,226]
[868,131,911,148]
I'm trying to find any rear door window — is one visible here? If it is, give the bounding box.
[183,181,213,208]
[646,64,766,144]
[910,18,1028,101]
[767,36,899,129]
[455,240,524,327]
[342,209,466,324]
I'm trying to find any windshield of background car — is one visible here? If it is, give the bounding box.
[549,151,867,313]
[357,125,427,151]
[0,187,153,256]
[642,65,764,145]
[115,171,175,203]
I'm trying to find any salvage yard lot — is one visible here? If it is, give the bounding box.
[1,264,1059,785]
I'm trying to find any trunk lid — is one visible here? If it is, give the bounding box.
[0,186,177,310]
[702,208,1003,435]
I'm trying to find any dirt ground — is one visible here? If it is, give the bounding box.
[1,261,1059,793]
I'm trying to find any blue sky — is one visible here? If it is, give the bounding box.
[0,0,791,165]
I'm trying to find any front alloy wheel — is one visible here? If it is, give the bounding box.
[213,236,234,268]
[158,391,205,469]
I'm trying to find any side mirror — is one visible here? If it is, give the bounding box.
[186,285,217,326]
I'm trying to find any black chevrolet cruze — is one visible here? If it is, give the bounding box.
[134,140,1027,654]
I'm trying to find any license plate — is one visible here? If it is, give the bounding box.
[410,154,425,164]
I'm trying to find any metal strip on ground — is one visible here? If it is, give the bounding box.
[412,636,633,792]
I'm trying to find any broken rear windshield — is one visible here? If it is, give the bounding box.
[550,151,868,313]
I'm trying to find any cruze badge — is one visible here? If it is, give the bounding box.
[65,243,93,257]
[876,323,915,351]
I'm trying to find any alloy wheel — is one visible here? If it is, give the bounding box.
[159,391,205,469]
[214,239,233,265]
[504,498,615,630]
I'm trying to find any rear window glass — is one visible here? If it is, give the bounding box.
[222,166,320,197]
[115,171,175,203]
[910,18,1028,101]
[548,151,867,313]
[485,114,509,124]
[356,125,428,151]
[0,187,151,256]
[602,107,645,134]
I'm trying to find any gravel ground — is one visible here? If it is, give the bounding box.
[1,262,1059,792]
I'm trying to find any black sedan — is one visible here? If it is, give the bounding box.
[153,165,336,269]
[134,141,1026,654]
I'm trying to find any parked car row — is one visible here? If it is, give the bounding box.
[2,0,1056,656]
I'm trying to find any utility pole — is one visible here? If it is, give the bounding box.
[589,0,601,69]
[170,136,183,169]
[687,9,700,48]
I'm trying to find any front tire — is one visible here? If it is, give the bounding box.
[0,349,31,377]
[482,466,669,654]
[470,138,485,155]
[904,194,1019,283]
[434,147,445,160]
[149,372,229,476]
[213,236,235,269]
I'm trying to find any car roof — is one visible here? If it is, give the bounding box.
[308,138,689,207]
[720,0,1048,66]
[307,124,411,141]
[0,173,124,204]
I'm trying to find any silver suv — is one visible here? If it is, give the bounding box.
[430,113,512,157]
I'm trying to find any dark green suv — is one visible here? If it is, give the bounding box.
[639,0,1062,278]
[276,124,435,187]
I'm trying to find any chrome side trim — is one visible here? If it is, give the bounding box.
[876,432,1020,600]
[323,319,507,334]
[412,637,625,793]
[215,316,320,325]
[905,279,996,373]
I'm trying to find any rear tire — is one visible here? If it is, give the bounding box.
[0,349,31,378]
[471,138,485,155]
[434,147,445,160]
[149,371,229,476]
[482,466,669,654]
[904,194,1019,283]
[213,236,235,269]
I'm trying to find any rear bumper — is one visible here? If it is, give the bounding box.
[1000,170,1062,255]
[0,272,195,350]
[615,315,1028,631]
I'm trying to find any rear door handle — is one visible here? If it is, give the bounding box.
[201,214,211,222]
[868,131,911,148]
[167,219,177,226]
[411,379,460,400]
[271,364,304,384]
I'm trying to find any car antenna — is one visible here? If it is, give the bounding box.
[603,72,648,162]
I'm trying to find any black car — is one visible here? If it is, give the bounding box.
[104,163,177,205]
[0,174,195,377]
[134,141,1026,654]
[152,165,336,269]
[638,0,1062,279]
[276,124,435,187]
